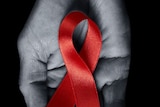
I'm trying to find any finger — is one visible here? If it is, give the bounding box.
[17,29,48,107]
[46,50,66,99]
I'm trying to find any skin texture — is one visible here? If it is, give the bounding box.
[17,0,131,107]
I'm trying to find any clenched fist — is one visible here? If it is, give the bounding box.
[17,0,131,107]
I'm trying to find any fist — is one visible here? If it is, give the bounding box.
[17,0,130,107]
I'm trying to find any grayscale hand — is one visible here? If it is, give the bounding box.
[17,0,131,107]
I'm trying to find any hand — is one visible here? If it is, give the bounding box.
[17,0,130,107]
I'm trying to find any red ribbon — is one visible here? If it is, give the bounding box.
[47,11,102,107]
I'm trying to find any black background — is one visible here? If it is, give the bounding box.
[2,0,157,107]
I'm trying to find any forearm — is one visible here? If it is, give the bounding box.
[102,78,128,107]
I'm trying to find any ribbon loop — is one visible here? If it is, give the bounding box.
[47,11,102,107]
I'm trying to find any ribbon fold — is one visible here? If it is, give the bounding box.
[47,11,102,107]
